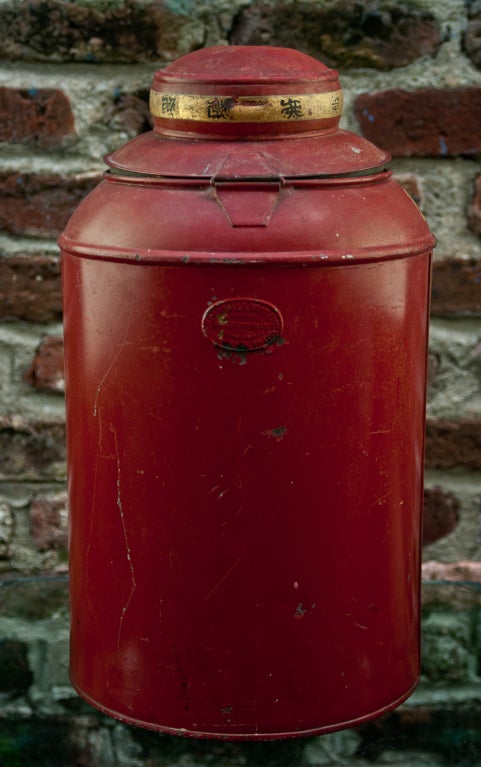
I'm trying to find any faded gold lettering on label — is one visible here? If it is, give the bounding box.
[150,91,343,123]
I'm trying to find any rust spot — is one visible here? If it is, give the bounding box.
[263,425,287,441]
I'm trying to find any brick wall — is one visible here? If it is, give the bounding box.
[0,1,480,765]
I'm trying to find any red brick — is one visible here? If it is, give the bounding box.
[354,87,481,156]
[30,491,68,551]
[431,257,481,314]
[230,1,441,70]
[0,87,75,147]
[423,487,459,546]
[104,89,152,136]
[24,336,64,393]
[0,415,66,481]
[0,254,62,322]
[0,0,200,63]
[0,172,100,237]
[425,418,481,470]
[468,175,481,237]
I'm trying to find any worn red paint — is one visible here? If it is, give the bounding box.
[59,46,435,740]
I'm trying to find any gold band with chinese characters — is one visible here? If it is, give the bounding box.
[149,91,343,123]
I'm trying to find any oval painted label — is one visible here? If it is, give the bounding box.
[202,298,283,352]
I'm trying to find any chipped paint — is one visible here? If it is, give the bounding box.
[294,602,307,620]
[263,425,287,441]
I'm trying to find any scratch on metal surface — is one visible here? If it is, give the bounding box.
[204,504,269,601]
[93,345,124,417]
[210,484,231,500]
[203,550,248,603]
[369,491,393,508]
[84,409,104,641]
[93,314,132,417]
[221,503,244,527]
[353,621,368,630]
[111,424,137,651]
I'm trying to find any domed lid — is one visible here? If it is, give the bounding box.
[150,45,343,139]
[106,46,389,178]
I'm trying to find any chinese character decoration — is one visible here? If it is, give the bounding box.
[161,95,177,117]
[330,95,341,114]
[280,98,304,119]
[206,97,233,120]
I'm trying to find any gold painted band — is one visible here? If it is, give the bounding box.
[150,90,343,123]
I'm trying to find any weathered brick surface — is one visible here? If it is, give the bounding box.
[425,419,481,470]
[396,174,423,207]
[0,0,203,63]
[0,87,75,147]
[0,573,68,619]
[0,173,100,238]
[356,701,481,763]
[230,0,441,70]
[469,175,481,238]
[423,560,481,582]
[0,254,62,322]
[431,257,481,314]
[423,487,459,546]
[354,87,481,156]
[427,352,440,391]
[30,492,68,552]
[422,611,473,681]
[0,503,14,560]
[0,639,33,693]
[423,561,481,609]
[104,89,152,137]
[24,335,64,393]
[0,416,66,481]
[0,717,78,767]
[464,1,481,69]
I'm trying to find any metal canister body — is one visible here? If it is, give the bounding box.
[59,46,435,739]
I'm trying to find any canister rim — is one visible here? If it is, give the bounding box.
[58,237,436,266]
[105,129,390,179]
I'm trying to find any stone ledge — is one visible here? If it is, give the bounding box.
[422,560,481,608]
